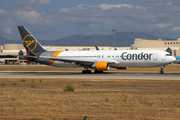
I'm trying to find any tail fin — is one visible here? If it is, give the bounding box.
[18,26,46,56]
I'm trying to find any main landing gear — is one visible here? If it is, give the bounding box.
[82,70,91,74]
[94,70,103,73]
[159,66,164,74]
[82,67,103,74]
[82,67,92,74]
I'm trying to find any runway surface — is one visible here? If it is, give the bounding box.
[0,71,180,80]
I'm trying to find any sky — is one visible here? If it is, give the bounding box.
[1,0,180,40]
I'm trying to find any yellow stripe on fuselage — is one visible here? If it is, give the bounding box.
[52,51,63,57]
[47,51,63,65]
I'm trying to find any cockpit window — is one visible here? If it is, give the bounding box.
[165,54,171,56]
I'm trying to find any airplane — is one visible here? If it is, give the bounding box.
[16,26,179,74]
[0,59,5,63]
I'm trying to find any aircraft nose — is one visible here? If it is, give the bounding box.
[171,56,176,61]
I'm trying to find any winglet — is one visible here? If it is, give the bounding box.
[95,46,100,50]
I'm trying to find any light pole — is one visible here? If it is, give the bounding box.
[112,29,116,47]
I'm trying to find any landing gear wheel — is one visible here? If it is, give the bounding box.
[87,70,91,73]
[159,67,164,74]
[82,70,87,74]
[159,71,164,74]
[82,70,91,74]
[94,70,103,73]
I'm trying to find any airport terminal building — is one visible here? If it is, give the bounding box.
[1,38,180,64]
[134,38,180,56]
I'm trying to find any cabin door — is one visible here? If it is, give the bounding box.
[153,53,157,60]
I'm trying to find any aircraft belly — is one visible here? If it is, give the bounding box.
[112,60,169,67]
[113,60,142,67]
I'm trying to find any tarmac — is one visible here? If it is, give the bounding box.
[0,71,180,80]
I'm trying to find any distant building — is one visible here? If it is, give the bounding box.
[134,38,180,48]
[134,38,180,57]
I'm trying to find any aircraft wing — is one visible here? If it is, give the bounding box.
[2,55,118,65]
[43,56,118,65]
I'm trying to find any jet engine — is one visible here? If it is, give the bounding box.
[92,62,110,71]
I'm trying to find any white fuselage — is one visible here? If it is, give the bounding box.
[49,50,176,68]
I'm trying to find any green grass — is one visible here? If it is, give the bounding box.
[83,83,90,86]
[21,79,26,82]
[1,83,5,86]
[63,84,75,92]
[13,83,17,86]
[31,84,36,88]
[83,83,87,86]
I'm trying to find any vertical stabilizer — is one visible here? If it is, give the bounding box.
[18,26,46,55]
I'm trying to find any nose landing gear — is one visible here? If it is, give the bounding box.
[159,66,164,74]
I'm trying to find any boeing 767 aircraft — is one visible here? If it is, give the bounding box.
[17,26,178,74]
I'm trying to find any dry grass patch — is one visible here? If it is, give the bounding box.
[0,78,180,119]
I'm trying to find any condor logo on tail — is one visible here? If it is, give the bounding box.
[23,35,37,51]
[25,40,35,47]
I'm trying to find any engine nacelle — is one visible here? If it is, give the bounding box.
[92,62,110,71]
[117,67,128,70]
